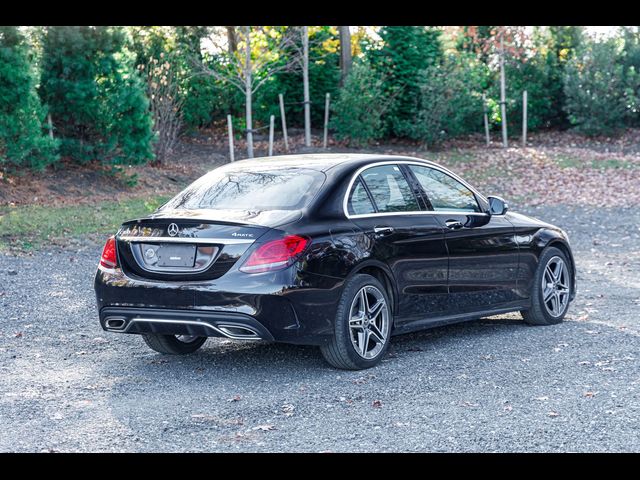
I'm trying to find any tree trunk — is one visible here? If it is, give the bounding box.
[244,26,254,158]
[227,26,238,54]
[338,26,352,85]
[302,26,311,147]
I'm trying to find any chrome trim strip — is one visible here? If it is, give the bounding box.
[342,160,489,220]
[124,318,262,341]
[118,236,254,245]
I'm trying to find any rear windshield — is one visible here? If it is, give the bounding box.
[160,166,326,211]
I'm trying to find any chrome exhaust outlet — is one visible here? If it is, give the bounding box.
[105,317,126,330]
[217,324,261,339]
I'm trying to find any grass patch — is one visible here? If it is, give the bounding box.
[556,155,638,170]
[0,196,169,252]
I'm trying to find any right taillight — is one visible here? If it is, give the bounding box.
[239,235,309,274]
[99,236,118,269]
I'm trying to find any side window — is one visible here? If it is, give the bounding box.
[347,178,375,215]
[408,165,480,213]
[360,165,420,213]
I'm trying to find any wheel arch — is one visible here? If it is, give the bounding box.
[536,233,577,301]
[348,260,398,317]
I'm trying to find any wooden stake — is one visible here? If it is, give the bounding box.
[227,114,235,162]
[499,33,508,148]
[47,113,54,140]
[268,115,275,156]
[522,90,528,148]
[482,93,490,147]
[278,93,289,152]
[323,93,330,149]
[302,26,311,148]
[244,26,254,158]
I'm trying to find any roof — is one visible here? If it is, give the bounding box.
[222,153,437,172]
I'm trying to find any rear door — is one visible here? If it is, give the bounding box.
[406,164,520,313]
[347,164,449,323]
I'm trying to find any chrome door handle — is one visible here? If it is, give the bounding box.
[445,220,464,230]
[373,226,394,236]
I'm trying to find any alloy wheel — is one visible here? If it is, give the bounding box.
[542,256,570,317]
[348,285,390,359]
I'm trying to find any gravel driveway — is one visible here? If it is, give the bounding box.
[1,204,639,452]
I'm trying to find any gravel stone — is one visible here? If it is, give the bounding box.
[0,205,638,452]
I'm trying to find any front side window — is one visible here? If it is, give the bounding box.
[359,165,420,213]
[161,167,326,212]
[408,165,480,213]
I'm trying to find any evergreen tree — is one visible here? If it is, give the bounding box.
[368,26,443,139]
[0,26,58,170]
[40,26,153,165]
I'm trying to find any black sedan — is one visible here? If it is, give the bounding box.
[94,154,576,369]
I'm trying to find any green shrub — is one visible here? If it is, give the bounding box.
[367,26,443,139]
[40,26,154,165]
[0,26,58,170]
[563,39,635,135]
[330,61,391,146]
[414,53,488,146]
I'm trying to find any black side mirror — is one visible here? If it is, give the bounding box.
[488,196,509,215]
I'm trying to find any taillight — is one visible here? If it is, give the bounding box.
[100,236,118,269]
[239,235,308,273]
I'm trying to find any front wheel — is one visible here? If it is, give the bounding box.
[320,274,392,370]
[143,333,207,354]
[521,246,573,326]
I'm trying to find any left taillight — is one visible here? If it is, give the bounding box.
[239,235,309,274]
[99,236,118,269]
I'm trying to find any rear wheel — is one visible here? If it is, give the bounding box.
[320,274,392,370]
[521,246,572,326]
[143,333,207,354]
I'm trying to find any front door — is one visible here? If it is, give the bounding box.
[406,164,520,314]
[346,164,449,323]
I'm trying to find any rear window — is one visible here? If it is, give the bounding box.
[161,167,326,211]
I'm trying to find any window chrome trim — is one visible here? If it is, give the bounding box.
[343,160,489,219]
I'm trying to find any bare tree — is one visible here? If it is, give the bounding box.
[140,55,184,164]
[339,26,352,85]
[197,26,301,158]
[226,26,238,54]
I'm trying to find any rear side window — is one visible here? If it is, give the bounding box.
[347,178,375,215]
[360,165,420,213]
[161,167,326,211]
[408,165,480,213]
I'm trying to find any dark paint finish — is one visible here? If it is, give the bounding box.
[94,154,576,346]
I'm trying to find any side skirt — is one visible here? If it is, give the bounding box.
[391,303,530,336]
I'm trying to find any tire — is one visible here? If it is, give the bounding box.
[142,333,207,354]
[320,274,392,370]
[521,246,573,326]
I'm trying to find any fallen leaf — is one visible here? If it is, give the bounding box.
[14,332,23,338]
[372,400,383,408]
[548,411,560,417]
[252,424,276,431]
[583,391,597,398]
[282,404,295,416]
[228,395,242,402]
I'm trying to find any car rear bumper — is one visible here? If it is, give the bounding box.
[94,265,344,345]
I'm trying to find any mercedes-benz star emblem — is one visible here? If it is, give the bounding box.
[167,223,179,237]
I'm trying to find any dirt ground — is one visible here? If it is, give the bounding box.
[2,128,639,209]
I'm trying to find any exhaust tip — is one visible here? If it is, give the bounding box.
[105,317,126,330]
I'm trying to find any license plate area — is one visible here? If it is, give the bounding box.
[130,242,219,273]
[156,244,196,268]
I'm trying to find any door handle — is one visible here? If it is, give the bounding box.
[445,220,464,230]
[373,226,394,236]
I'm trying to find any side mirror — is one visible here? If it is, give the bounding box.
[488,196,509,216]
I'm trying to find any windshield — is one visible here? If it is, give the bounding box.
[161,166,326,212]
